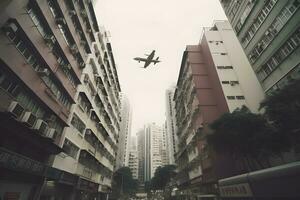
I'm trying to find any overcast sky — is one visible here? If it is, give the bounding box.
[94,0,227,135]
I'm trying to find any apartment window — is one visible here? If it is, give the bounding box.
[63,138,79,159]
[235,0,256,33]
[3,21,72,110]
[245,0,299,59]
[71,114,86,134]
[257,27,300,81]
[222,81,230,84]
[0,64,64,134]
[217,65,233,69]
[227,96,235,100]
[236,95,245,100]
[78,93,91,112]
[241,0,278,47]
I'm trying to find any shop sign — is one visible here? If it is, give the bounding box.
[0,148,44,175]
[219,183,253,197]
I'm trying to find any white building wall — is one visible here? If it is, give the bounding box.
[204,21,265,113]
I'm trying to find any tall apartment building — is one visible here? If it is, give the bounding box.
[219,0,300,94]
[137,129,145,184]
[144,123,169,180]
[174,21,264,195]
[128,137,139,180]
[165,86,178,165]
[115,94,132,169]
[0,0,121,199]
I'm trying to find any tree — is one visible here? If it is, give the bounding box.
[150,165,176,190]
[260,78,300,148]
[207,106,288,170]
[112,167,138,199]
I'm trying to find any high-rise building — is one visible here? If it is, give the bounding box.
[115,94,132,169]
[174,21,264,195]
[144,123,169,180]
[137,123,169,184]
[128,137,138,180]
[0,0,121,199]
[165,86,178,164]
[137,129,145,184]
[219,0,300,94]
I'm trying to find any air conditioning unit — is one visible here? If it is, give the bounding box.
[36,68,50,77]
[55,17,66,25]
[46,128,58,140]
[87,28,92,33]
[20,111,37,127]
[80,11,87,17]
[83,74,89,83]
[70,45,79,54]
[80,40,87,45]
[69,10,76,16]
[7,101,25,119]
[44,35,56,44]
[79,62,85,69]
[45,114,56,122]
[33,119,48,136]
[62,64,71,70]
[76,29,83,35]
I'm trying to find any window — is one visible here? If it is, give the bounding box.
[241,0,279,47]
[257,27,300,81]
[236,95,245,100]
[63,138,79,159]
[222,81,230,84]
[245,0,299,61]
[71,114,86,134]
[227,96,235,100]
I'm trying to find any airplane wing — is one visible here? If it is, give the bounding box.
[134,57,148,62]
[144,59,151,68]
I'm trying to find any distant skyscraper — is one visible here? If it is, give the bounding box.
[219,0,300,94]
[128,137,138,180]
[144,123,168,180]
[165,86,178,164]
[137,129,146,184]
[116,94,132,169]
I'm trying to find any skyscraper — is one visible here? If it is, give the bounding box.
[144,123,169,180]
[128,136,139,180]
[115,93,132,169]
[137,129,146,187]
[219,0,300,94]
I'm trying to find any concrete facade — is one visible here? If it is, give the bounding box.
[174,21,264,195]
[165,86,178,165]
[219,0,300,94]
[115,94,132,169]
[0,0,121,199]
[128,137,139,180]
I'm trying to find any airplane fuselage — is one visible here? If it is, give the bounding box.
[134,50,160,68]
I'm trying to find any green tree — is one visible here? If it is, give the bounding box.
[207,106,287,170]
[260,79,300,148]
[112,167,138,199]
[150,165,176,190]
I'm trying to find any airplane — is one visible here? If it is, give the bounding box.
[133,50,161,68]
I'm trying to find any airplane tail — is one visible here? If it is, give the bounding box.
[154,57,160,65]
